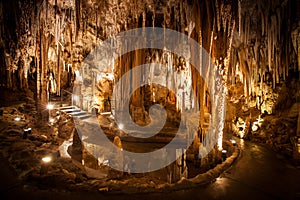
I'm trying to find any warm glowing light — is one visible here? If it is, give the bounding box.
[24,128,32,133]
[221,150,227,154]
[251,115,264,132]
[49,118,55,123]
[237,118,246,138]
[118,123,124,130]
[218,134,223,151]
[252,124,259,132]
[42,156,52,163]
[14,116,21,121]
[231,139,236,145]
[106,73,114,80]
[240,132,244,138]
[217,90,226,151]
[47,104,54,110]
[103,160,109,166]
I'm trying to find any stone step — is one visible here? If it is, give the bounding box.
[61,103,70,107]
[99,111,111,116]
[59,106,77,110]
[64,108,82,113]
[57,104,92,120]
[77,114,92,120]
[71,111,89,116]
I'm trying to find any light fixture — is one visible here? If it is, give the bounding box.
[252,124,259,132]
[231,139,236,145]
[23,127,32,139]
[40,156,52,175]
[118,123,124,130]
[42,156,52,163]
[103,160,109,166]
[221,150,227,154]
[106,73,114,80]
[14,116,21,121]
[47,104,54,110]
[49,118,55,123]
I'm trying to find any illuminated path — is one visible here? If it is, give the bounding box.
[108,138,300,199]
[1,138,300,200]
[166,138,300,199]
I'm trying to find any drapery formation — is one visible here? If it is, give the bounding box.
[0,0,298,111]
[229,0,298,104]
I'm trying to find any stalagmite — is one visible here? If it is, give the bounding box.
[0,0,299,186]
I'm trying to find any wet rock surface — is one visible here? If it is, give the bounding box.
[0,95,237,194]
[227,77,300,164]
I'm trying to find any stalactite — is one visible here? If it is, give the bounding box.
[57,45,61,96]
[209,29,214,56]
[277,9,281,42]
[35,40,40,101]
[215,0,220,32]
[40,31,46,102]
[261,11,265,36]
[229,49,236,85]
[238,0,241,36]
[224,21,235,80]
[267,29,272,72]
[0,0,296,130]
[75,0,81,40]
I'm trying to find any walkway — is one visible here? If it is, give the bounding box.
[1,138,300,199]
[169,138,300,199]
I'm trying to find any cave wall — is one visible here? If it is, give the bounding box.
[0,0,299,115]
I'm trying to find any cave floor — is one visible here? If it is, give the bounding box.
[1,94,300,199]
[1,137,300,200]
